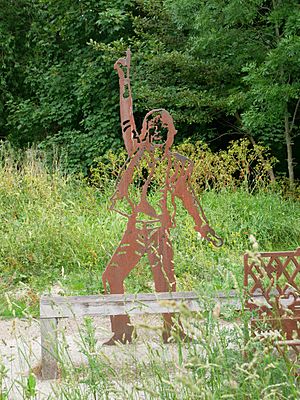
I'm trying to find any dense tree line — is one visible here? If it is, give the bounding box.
[1,0,299,182]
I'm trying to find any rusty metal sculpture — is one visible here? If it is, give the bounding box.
[102,49,223,345]
[244,248,300,350]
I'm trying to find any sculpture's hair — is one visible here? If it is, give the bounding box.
[140,108,177,150]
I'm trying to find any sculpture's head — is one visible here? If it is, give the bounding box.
[140,109,177,153]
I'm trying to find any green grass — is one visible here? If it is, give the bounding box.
[0,148,299,317]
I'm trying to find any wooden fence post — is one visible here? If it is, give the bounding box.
[41,317,59,380]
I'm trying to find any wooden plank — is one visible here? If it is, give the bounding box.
[40,292,200,318]
[275,340,300,346]
[40,290,250,319]
[41,318,59,380]
[248,249,300,257]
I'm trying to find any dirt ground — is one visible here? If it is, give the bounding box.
[0,314,198,399]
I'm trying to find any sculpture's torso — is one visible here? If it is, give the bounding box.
[112,147,192,228]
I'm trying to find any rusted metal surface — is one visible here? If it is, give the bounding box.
[102,49,223,345]
[244,248,300,348]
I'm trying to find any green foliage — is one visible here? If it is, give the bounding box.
[4,0,136,172]
[133,0,300,179]
[177,139,277,192]
[25,374,36,399]
[237,0,300,185]
[0,144,113,285]
[90,149,128,189]
[0,0,34,137]
[1,0,299,179]
[0,361,9,399]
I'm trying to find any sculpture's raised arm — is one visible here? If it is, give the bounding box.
[114,49,139,157]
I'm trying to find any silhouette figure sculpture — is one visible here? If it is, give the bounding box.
[102,50,223,345]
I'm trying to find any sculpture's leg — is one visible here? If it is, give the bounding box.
[147,228,179,342]
[102,223,145,345]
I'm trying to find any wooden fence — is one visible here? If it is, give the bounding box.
[40,290,244,380]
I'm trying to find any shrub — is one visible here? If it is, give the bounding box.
[90,139,277,193]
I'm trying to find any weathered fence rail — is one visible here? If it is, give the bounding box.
[40,290,242,319]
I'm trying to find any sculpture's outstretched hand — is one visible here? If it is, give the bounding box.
[197,224,223,248]
[114,48,137,156]
[114,49,131,74]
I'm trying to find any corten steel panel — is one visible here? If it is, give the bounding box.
[102,49,223,345]
[244,248,300,347]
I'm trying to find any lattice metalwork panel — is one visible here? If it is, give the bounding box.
[244,248,300,341]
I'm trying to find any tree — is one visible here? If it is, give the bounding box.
[0,0,34,138]
[1,0,299,180]
[5,0,137,173]
[164,0,300,184]
[242,0,300,186]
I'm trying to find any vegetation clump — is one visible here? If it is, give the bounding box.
[0,144,299,317]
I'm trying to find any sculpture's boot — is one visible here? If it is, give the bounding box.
[104,315,135,345]
[162,313,192,343]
